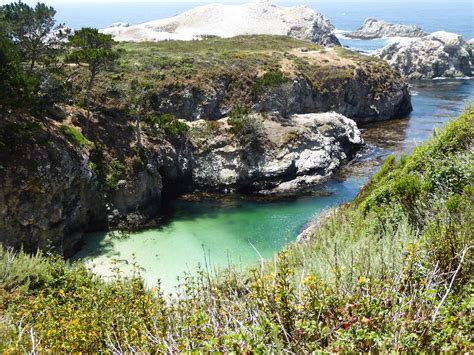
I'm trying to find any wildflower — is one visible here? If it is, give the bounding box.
[358,276,369,284]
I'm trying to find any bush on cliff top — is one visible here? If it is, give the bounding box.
[0,108,472,352]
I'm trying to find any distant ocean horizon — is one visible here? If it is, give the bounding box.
[46,0,473,41]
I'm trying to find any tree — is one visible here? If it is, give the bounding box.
[127,80,154,149]
[0,22,36,109]
[66,28,118,120]
[0,2,69,72]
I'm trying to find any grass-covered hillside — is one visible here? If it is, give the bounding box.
[89,35,406,119]
[1,108,472,352]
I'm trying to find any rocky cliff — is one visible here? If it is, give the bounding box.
[190,112,363,194]
[347,18,427,39]
[102,0,340,46]
[374,31,473,79]
[0,109,361,255]
[0,37,412,256]
[147,46,412,123]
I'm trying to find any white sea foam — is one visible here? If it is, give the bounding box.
[433,76,472,80]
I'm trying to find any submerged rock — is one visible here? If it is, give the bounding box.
[347,18,427,39]
[374,31,473,79]
[189,112,363,194]
[101,0,340,46]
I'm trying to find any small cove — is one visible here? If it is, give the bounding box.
[72,79,473,292]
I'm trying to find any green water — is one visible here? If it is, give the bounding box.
[73,79,474,293]
[73,177,364,291]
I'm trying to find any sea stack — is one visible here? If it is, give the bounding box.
[347,18,427,39]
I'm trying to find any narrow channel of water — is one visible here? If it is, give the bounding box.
[72,79,473,293]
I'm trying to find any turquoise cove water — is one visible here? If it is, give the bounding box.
[72,79,474,292]
[65,0,474,292]
[73,177,364,291]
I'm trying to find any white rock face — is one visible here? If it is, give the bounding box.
[347,18,427,39]
[101,0,340,46]
[109,22,129,28]
[189,112,363,194]
[374,31,473,79]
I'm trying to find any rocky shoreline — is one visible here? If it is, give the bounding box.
[0,30,413,256]
[102,0,340,46]
[190,112,363,194]
[374,31,474,79]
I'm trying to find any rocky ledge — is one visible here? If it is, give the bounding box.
[190,112,363,194]
[102,0,340,46]
[149,46,412,123]
[0,109,361,255]
[346,18,427,40]
[374,31,473,79]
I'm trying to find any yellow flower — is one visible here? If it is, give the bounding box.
[358,276,369,284]
[303,275,316,285]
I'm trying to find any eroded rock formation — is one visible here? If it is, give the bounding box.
[347,18,427,39]
[374,31,473,79]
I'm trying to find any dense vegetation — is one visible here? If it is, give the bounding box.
[0,1,471,352]
[1,108,472,352]
[0,2,117,113]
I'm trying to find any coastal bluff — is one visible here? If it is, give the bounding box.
[101,0,340,46]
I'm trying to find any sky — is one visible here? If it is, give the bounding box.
[1,0,467,3]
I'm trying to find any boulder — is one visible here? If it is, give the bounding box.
[374,31,473,79]
[189,112,363,194]
[347,18,427,39]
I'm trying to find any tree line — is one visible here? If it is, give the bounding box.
[0,1,118,113]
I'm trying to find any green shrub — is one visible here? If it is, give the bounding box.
[0,121,44,154]
[227,106,252,134]
[60,125,90,148]
[227,107,265,148]
[105,159,126,188]
[132,156,145,172]
[371,154,395,182]
[145,113,189,136]
[89,144,126,190]
[251,70,289,98]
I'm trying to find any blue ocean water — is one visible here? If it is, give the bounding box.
[49,0,473,40]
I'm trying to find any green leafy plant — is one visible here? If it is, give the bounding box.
[145,113,189,136]
[251,69,289,98]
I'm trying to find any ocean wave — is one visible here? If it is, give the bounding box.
[433,76,473,80]
[333,28,352,40]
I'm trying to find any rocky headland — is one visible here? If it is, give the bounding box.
[346,18,427,39]
[101,0,340,46]
[0,36,411,255]
[374,31,473,79]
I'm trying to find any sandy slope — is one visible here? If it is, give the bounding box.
[101,0,338,45]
